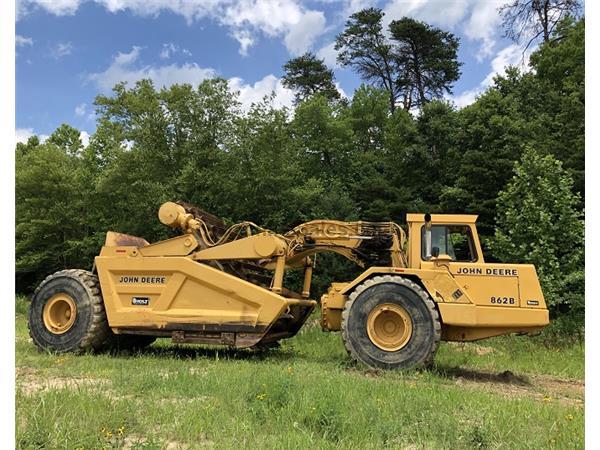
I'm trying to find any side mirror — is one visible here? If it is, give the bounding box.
[431,246,440,258]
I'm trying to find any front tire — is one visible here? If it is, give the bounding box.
[28,269,110,353]
[341,275,441,370]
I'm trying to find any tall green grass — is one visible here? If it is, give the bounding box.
[16,297,584,449]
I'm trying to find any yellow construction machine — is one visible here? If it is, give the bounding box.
[28,202,549,369]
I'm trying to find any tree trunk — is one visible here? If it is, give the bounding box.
[389,91,396,113]
[543,0,550,42]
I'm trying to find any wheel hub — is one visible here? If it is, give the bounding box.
[366,303,413,351]
[43,293,77,334]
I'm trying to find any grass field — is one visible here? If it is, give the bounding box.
[15,297,584,449]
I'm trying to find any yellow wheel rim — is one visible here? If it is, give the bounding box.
[367,303,413,351]
[42,293,77,334]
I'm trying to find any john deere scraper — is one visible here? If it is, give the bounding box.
[28,201,549,369]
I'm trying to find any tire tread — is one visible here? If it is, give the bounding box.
[29,269,110,353]
[341,275,441,369]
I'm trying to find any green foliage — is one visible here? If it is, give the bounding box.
[442,88,527,237]
[335,8,399,112]
[46,124,85,156]
[491,148,584,319]
[528,17,585,198]
[336,9,461,111]
[16,140,92,290]
[282,52,340,104]
[389,17,462,109]
[15,19,584,328]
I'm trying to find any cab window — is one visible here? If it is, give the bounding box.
[421,225,477,262]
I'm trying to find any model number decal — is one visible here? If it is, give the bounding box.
[490,296,515,305]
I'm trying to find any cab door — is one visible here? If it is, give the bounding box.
[420,224,520,308]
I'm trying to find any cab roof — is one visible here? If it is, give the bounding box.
[406,213,478,224]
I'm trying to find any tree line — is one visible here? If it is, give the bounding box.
[16,9,584,330]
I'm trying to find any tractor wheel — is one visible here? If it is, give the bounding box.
[102,333,157,351]
[341,275,441,370]
[28,269,111,353]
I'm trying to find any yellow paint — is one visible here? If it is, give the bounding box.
[92,202,549,345]
[320,283,348,331]
[366,303,413,351]
[95,253,315,331]
[43,293,77,334]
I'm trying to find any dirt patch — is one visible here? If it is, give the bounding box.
[530,374,584,405]
[16,367,110,396]
[165,441,190,450]
[122,434,148,450]
[439,367,584,406]
[474,346,495,356]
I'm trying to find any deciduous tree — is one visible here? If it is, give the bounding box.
[499,0,582,49]
[491,147,583,318]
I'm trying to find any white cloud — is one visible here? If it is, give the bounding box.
[482,44,530,86]
[159,42,177,59]
[451,87,481,109]
[223,0,327,55]
[94,0,216,21]
[316,41,339,68]
[383,0,506,63]
[89,46,293,112]
[229,74,295,111]
[335,81,348,99]
[342,0,377,16]
[223,0,303,36]
[232,30,255,56]
[16,127,91,148]
[75,103,87,116]
[16,35,33,47]
[464,0,504,61]
[384,0,470,30]
[16,128,35,145]
[88,46,216,92]
[158,42,191,59]
[15,128,49,146]
[18,0,81,16]
[18,0,327,56]
[450,44,531,108]
[80,130,91,147]
[284,10,326,56]
[51,42,73,59]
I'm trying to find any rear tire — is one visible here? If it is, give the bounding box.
[28,269,110,353]
[341,275,441,370]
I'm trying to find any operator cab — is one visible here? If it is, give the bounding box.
[405,214,484,269]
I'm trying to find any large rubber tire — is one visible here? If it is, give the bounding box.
[28,269,111,353]
[341,275,441,370]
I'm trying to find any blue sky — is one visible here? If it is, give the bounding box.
[15,0,531,145]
